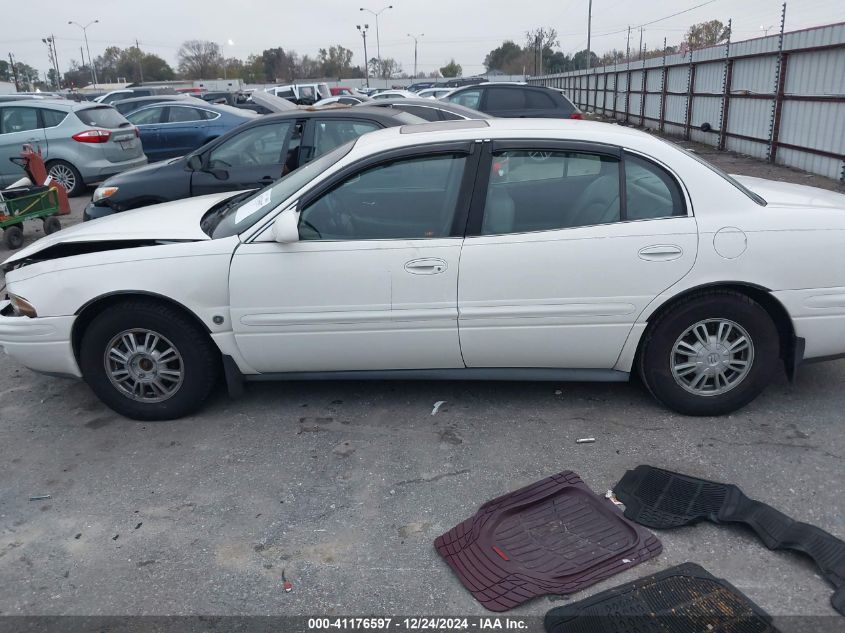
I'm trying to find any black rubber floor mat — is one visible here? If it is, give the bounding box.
[544,562,779,633]
[434,471,662,611]
[614,465,845,616]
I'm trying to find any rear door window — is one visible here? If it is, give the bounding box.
[312,119,380,157]
[168,106,207,123]
[524,90,556,109]
[40,109,68,128]
[486,88,525,111]
[126,106,166,125]
[392,105,439,121]
[77,106,131,128]
[448,89,481,109]
[624,153,686,220]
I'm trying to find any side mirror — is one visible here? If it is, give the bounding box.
[272,209,300,243]
[187,154,203,170]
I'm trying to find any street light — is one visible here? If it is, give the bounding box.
[407,33,423,78]
[68,19,99,88]
[359,5,392,67]
[357,24,370,88]
[221,39,234,79]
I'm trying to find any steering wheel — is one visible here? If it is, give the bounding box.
[241,148,261,166]
[300,218,322,239]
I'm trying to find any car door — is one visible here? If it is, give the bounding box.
[126,106,167,162]
[0,106,47,186]
[162,106,209,159]
[458,140,698,370]
[481,87,528,117]
[228,143,478,374]
[191,119,302,195]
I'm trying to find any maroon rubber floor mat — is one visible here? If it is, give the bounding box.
[434,471,662,611]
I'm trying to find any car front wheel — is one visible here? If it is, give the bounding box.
[80,301,219,420]
[638,291,780,416]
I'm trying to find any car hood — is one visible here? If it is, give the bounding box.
[3,191,240,266]
[104,156,186,185]
[731,175,845,209]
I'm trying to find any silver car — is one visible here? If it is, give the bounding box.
[0,100,147,195]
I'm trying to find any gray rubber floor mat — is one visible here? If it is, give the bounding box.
[434,471,662,611]
[544,562,779,633]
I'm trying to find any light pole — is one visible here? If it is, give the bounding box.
[357,24,370,88]
[407,33,423,78]
[221,39,234,79]
[41,36,61,89]
[359,5,392,68]
[68,19,99,88]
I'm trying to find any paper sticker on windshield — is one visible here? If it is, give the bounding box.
[235,190,272,223]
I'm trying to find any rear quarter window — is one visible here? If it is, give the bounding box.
[41,108,69,127]
[486,88,525,110]
[524,90,556,109]
[75,106,130,129]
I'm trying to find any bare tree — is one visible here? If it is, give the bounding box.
[177,40,221,79]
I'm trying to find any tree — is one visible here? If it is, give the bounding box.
[369,57,402,79]
[0,59,10,82]
[525,27,559,74]
[685,20,731,49]
[260,47,297,82]
[177,40,221,79]
[571,49,599,70]
[62,60,92,89]
[439,59,462,78]
[484,41,524,74]
[14,62,40,90]
[319,45,354,78]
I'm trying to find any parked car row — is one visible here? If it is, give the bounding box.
[0,82,583,200]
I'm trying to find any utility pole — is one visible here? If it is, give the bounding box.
[626,26,631,62]
[8,53,20,92]
[638,26,644,61]
[360,5,392,69]
[68,19,99,88]
[135,39,144,83]
[357,24,370,87]
[586,0,592,69]
[408,33,423,78]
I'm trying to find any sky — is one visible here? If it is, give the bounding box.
[3,0,842,79]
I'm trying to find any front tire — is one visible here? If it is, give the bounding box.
[79,301,219,420]
[638,291,780,416]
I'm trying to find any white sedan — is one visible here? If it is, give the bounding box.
[2,119,845,420]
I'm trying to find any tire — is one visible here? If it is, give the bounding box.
[46,160,84,197]
[79,301,219,420]
[3,226,24,250]
[638,290,780,416]
[43,216,62,234]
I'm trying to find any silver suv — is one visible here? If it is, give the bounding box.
[0,100,147,195]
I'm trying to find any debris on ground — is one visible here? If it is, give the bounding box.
[28,494,51,501]
[576,438,595,444]
[282,568,293,593]
[431,401,446,415]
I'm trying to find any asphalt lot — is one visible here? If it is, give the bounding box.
[1,139,845,629]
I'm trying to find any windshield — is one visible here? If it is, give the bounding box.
[206,141,355,239]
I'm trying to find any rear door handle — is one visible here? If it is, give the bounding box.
[405,258,447,275]
[259,176,275,185]
[638,245,683,261]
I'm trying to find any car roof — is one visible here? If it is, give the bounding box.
[113,95,194,105]
[249,106,417,123]
[364,97,492,118]
[350,118,669,156]
[0,99,108,112]
[128,100,258,118]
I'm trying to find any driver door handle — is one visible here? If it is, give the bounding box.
[259,176,274,185]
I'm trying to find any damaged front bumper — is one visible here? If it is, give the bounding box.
[0,300,81,378]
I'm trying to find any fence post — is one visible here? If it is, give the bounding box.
[718,21,733,151]
[768,3,788,163]
[625,63,632,124]
[602,72,608,115]
[684,50,696,141]
[639,54,647,125]
[659,38,668,132]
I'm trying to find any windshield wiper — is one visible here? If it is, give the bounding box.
[200,190,256,237]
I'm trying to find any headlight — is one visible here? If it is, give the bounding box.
[92,186,119,203]
[9,293,37,318]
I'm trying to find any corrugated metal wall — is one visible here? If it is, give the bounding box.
[529,23,845,182]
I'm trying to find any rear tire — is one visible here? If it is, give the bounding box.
[79,301,219,420]
[46,160,84,197]
[3,226,24,250]
[638,291,780,416]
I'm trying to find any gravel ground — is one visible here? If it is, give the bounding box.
[1,143,844,631]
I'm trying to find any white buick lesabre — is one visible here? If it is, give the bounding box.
[2,119,845,420]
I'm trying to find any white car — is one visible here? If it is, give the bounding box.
[3,119,845,420]
[417,88,453,99]
[370,89,417,100]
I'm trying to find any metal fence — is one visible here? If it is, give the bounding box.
[528,22,845,182]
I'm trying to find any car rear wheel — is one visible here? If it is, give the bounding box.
[638,291,780,416]
[47,160,84,197]
[79,301,219,420]
[3,226,24,249]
